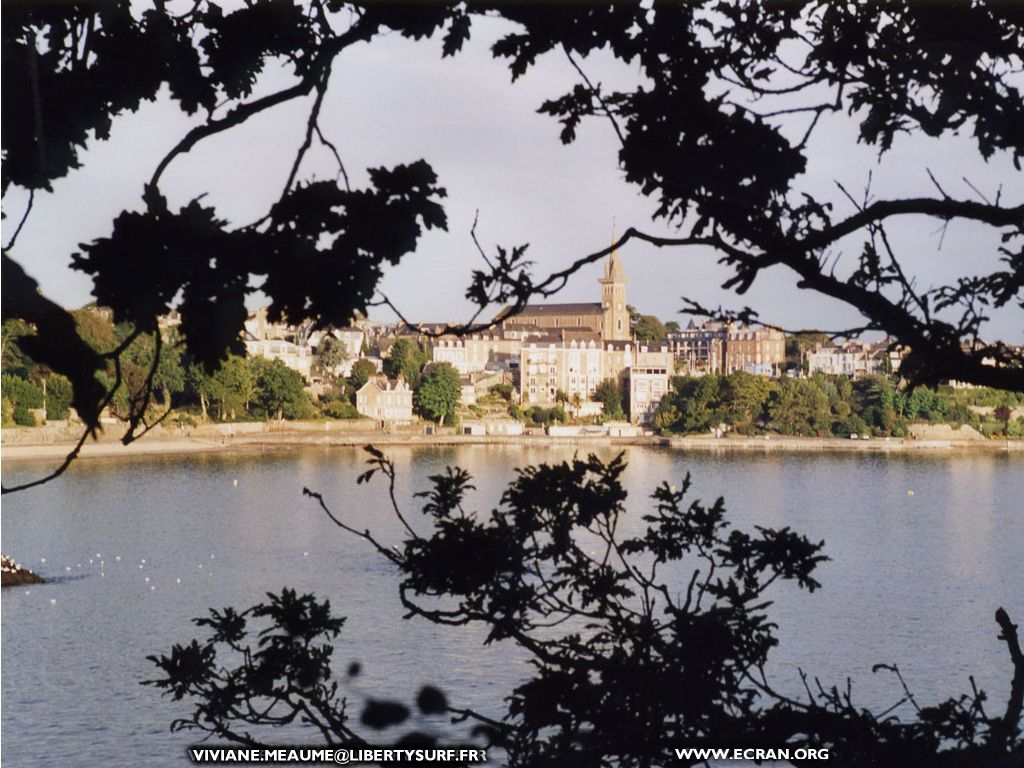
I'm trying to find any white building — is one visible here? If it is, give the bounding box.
[244,338,314,379]
[629,361,671,425]
[356,378,414,424]
[806,340,900,378]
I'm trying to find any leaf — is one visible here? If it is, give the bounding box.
[416,685,448,714]
[361,699,410,729]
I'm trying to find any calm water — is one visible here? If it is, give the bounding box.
[2,446,1022,766]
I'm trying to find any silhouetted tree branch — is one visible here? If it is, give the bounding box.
[150,447,1024,766]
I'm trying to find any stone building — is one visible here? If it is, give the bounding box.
[519,332,672,424]
[668,320,785,376]
[355,378,413,424]
[723,324,785,375]
[499,247,631,341]
[430,331,526,375]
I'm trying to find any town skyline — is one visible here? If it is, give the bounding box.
[4,15,1021,344]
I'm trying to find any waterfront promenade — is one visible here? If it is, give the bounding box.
[3,420,1022,463]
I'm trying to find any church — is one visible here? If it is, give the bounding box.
[510,248,673,424]
[498,247,631,342]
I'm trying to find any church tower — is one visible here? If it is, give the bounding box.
[599,237,629,341]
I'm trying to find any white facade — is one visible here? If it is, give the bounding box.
[431,335,522,375]
[629,363,670,425]
[244,338,313,379]
[355,379,414,423]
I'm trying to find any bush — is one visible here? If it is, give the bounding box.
[45,375,74,420]
[13,405,37,426]
[489,382,514,401]
[321,398,359,419]
[2,374,44,409]
[832,413,870,438]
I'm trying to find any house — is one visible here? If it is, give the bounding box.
[668,320,785,376]
[355,378,414,424]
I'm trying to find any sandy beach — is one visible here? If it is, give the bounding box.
[3,424,1021,464]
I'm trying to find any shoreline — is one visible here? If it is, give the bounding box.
[3,429,1022,463]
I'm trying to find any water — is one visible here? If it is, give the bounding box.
[2,446,1022,766]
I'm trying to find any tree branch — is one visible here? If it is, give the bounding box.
[148,20,377,191]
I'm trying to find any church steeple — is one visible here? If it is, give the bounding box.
[599,223,629,341]
[604,239,625,281]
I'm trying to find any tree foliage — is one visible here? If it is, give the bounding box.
[414,362,460,426]
[314,335,350,380]
[250,357,312,421]
[653,372,1024,438]
[150,450,1024,766]
[385,338,428,389]
[348,358,379,393]
[628,305,667,344]
[593,378,626,421]
[3,0,1023,493]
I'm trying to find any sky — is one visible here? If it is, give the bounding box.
[3,11,1022,342]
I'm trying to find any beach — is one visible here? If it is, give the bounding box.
[3,421,1021,464]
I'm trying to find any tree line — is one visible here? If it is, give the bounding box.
[653,372,1024,439]
[1,317,472,428]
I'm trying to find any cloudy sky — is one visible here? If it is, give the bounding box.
[4,12,1021,341]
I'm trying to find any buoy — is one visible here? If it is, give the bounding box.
[908,490,915,496]
[144,576,150,583]
[303,552,309,558]
[49,598,56,605]
[233,479,238,487]
[176,578,181,584]
[40,558,46,564]
[115,556,122,562]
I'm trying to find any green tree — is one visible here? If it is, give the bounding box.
[347,359,379,394]
[1,374,44,426]
[719,372,777,433]
[768,379,833,437]
[489,382,514,401]
[3,0,1022,494]
[44,374,74,421]
[251,358,311,421]
[656,375,722,434]
[187,355,255,421]
[314,335,350,381]
[664,321,681,333]
[785,332,830,372]
[593,378,626,421]
[384,338,427,389]
[414,363,460,426]
[628,305,667,343]
[1,319,36,378]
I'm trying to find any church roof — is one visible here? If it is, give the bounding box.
[502,302,602,318]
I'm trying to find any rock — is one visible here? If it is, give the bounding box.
[1,554,45,587]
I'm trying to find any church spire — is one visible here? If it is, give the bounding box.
[605,220,625,281]
[599,219,629,340]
